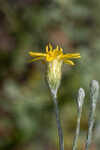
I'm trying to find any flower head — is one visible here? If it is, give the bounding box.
[29,43,81,94]
[29,43,80,65]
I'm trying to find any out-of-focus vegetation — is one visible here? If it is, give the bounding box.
[0,0,100,150]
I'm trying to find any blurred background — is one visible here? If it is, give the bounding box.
[0,0,100,150]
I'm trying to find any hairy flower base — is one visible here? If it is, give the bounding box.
[47,59,63,92]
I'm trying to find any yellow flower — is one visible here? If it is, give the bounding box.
[29,43,81,93]
[29,43,80,66]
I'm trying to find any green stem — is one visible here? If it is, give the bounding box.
[52,91,64,150]
[72,88,85,150]
[72,109,82,150]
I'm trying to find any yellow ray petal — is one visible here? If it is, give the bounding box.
[61,53,81,59]
[29,51,46,57]
[64,60,75,65]
[29,57,45,62]
[60,47,63,52]
[46,55,54,62]
[49,43,53,51]
[46,45,48,53]
[56,45,59,51]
